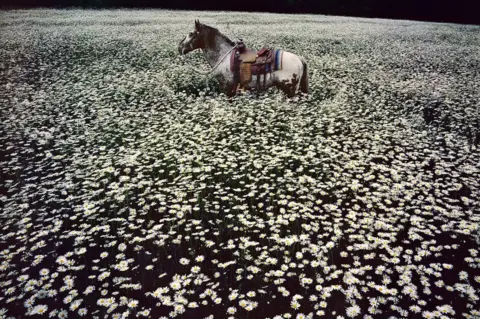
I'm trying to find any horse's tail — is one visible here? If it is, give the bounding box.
[299,57,309,94]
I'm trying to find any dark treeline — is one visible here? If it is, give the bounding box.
[2,0,479,25]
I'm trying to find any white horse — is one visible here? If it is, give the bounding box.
[178,20,308,97]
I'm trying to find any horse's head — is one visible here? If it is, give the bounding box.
[178,20,207,55]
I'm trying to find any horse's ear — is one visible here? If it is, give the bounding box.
[195,19,201,30]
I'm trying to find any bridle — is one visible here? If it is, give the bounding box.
[180,31,200,53]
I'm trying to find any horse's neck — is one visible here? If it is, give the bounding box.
[202,34,234,68]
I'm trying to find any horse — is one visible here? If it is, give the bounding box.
[178,20,308,97]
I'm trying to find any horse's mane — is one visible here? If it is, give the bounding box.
[202,24,235,46]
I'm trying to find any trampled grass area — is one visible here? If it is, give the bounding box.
[0,9,480,319]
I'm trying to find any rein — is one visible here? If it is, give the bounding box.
[184,44,238,76]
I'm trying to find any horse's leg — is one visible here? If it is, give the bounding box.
[225,88,235,98]
[299,58,309,94]
[275,73,299,98]
[219,77,236,98]
[224,85,234,103]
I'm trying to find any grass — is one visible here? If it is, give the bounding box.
[0,9,480,319]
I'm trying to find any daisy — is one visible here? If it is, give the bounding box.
[84,286,95,295]
[291,300,301,310]
[78,308,88,316]
[239,299,248,308]
[229,291,239,301]
[127,299,138,308]
[180,258,190,265]
[39,268,50,276]
[56,256,68,265]
[69,300,82,311]
[63,295,73,304]
[58,309,68,318]
[49,309,58,318]
[191,266,201,273]
[346,305,361,317]
[31,304,48,315]
[5,287,15,295]
[137,309,150,316]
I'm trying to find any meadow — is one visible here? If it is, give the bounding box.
[0,9,479,319]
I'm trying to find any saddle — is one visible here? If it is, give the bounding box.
[238,47,270,63]
[230,40,282,95]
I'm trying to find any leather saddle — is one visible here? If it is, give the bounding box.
[231,40,278,94]
[238,47,273,64]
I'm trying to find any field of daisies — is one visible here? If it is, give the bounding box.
[1,9,480,319]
